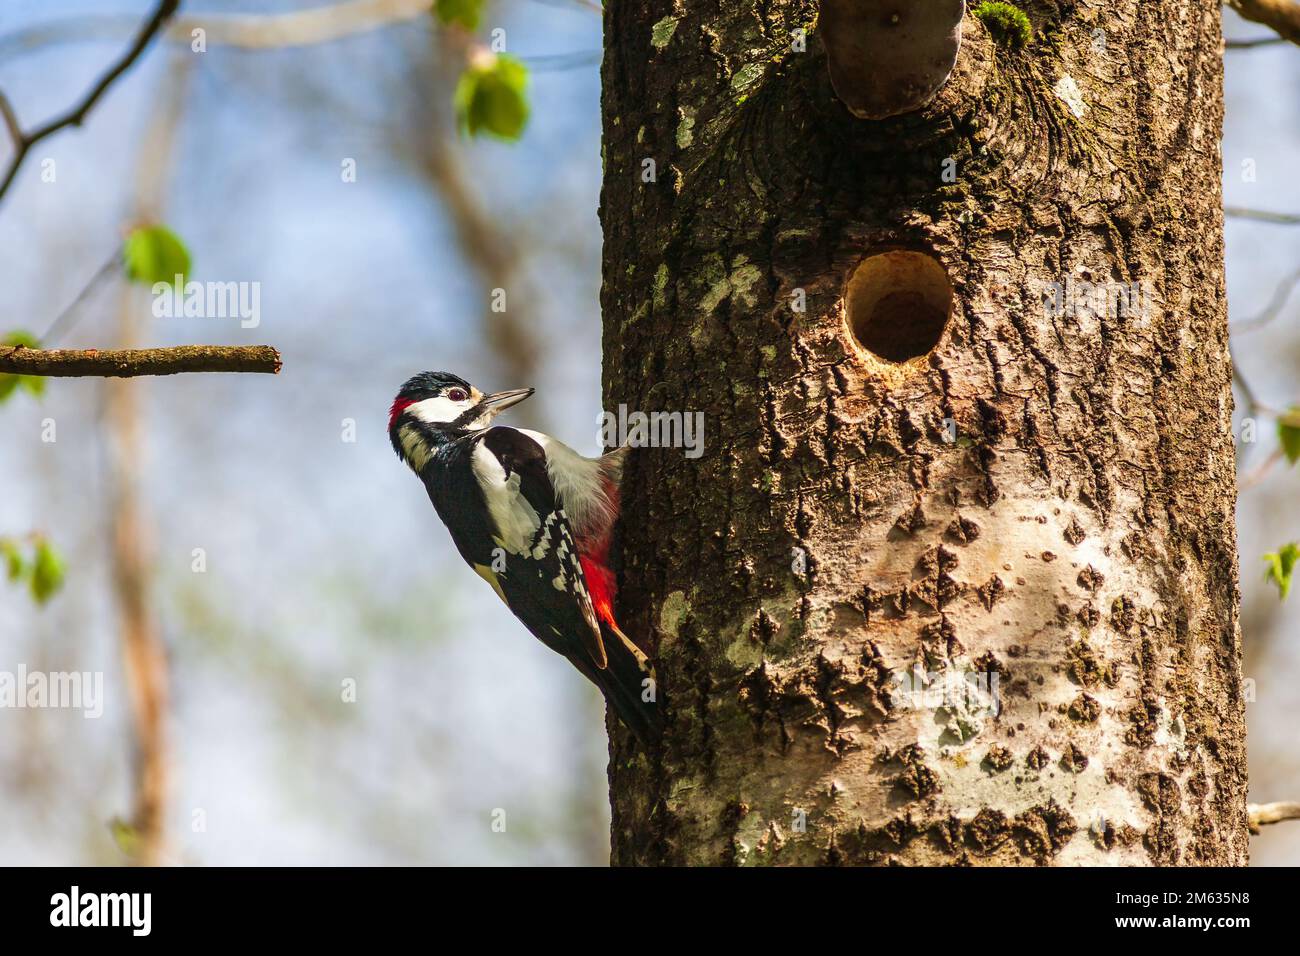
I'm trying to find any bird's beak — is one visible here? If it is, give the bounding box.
[455,387,534,431]
[480,387,534,413]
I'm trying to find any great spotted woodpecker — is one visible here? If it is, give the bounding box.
[389,371,663,742]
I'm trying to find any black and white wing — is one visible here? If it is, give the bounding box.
[471,426,608,669]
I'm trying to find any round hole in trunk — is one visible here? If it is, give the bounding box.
[845,251,953,363]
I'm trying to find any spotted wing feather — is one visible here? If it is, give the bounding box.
[477,427,608,670]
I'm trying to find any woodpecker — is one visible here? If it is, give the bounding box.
[389,371,664,742]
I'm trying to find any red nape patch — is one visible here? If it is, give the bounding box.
[579,554,619,629]
[388,397,415,430]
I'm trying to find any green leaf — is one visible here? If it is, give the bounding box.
[3,330,38,348]
[108,817,141,859]
[123,224,191,288]
[1264,543,1300,600]
[0,539,24,581]
[454,55,530,141]
[1279,408,1300,464]
[0,330,43,404]
[30,538,65,605]
[436,0,484,30]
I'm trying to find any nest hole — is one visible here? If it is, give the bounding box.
[846,251,953,363]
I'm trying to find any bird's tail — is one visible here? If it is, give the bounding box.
[588,620,665,745]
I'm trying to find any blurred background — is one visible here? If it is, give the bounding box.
[0,1,1298,865]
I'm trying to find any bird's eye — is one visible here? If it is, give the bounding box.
[447,388,469,402]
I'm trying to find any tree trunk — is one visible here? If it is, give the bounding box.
[600,1,1248,865]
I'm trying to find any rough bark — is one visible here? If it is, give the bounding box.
[601,1,1247,865]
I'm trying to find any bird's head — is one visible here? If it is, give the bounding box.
[389,371,533,470]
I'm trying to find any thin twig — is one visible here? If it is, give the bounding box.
[523,50,602,72]
[1230,266,1300,333]
[0,90,22,143]
[528,0,604,13]
[1231,362,1279,482]
[0,345,281,377]
[0,0,431,59]
[1241,446,1283,489]
[0,0,179,205]
[1228,0,1300,47]
[1227,206,1300,225]
[170,0,430,49]
[1248,801,1300,833]
[41,252,122,346]
[1226,35,1288,47]
[1232,361,1268,415]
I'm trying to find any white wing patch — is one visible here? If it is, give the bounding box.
[471,442,542,554]
[518,429,619,541]
[531,510,559,559]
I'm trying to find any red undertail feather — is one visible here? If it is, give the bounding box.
[580,553,617,630]
[579,471,622,629]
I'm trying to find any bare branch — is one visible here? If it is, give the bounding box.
[0,345,282,377]
[1240,445,1283,490]
[39,253,121,346]
[1248,801,1300,833]
[530,0,604,13]
[1229,265,1300,333]
[172,0,432,49]
[1228,1,1300,47]
[0,90,21,143]
[0,0,179,206]
[1226,35,1288,47]
[1232,361,1267,415]
[1227,205,1300,225]
[0,0,433,59]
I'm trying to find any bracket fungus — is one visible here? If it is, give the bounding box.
[821,0,966,120]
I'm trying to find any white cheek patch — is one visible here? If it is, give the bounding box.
[408,395,469,424]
